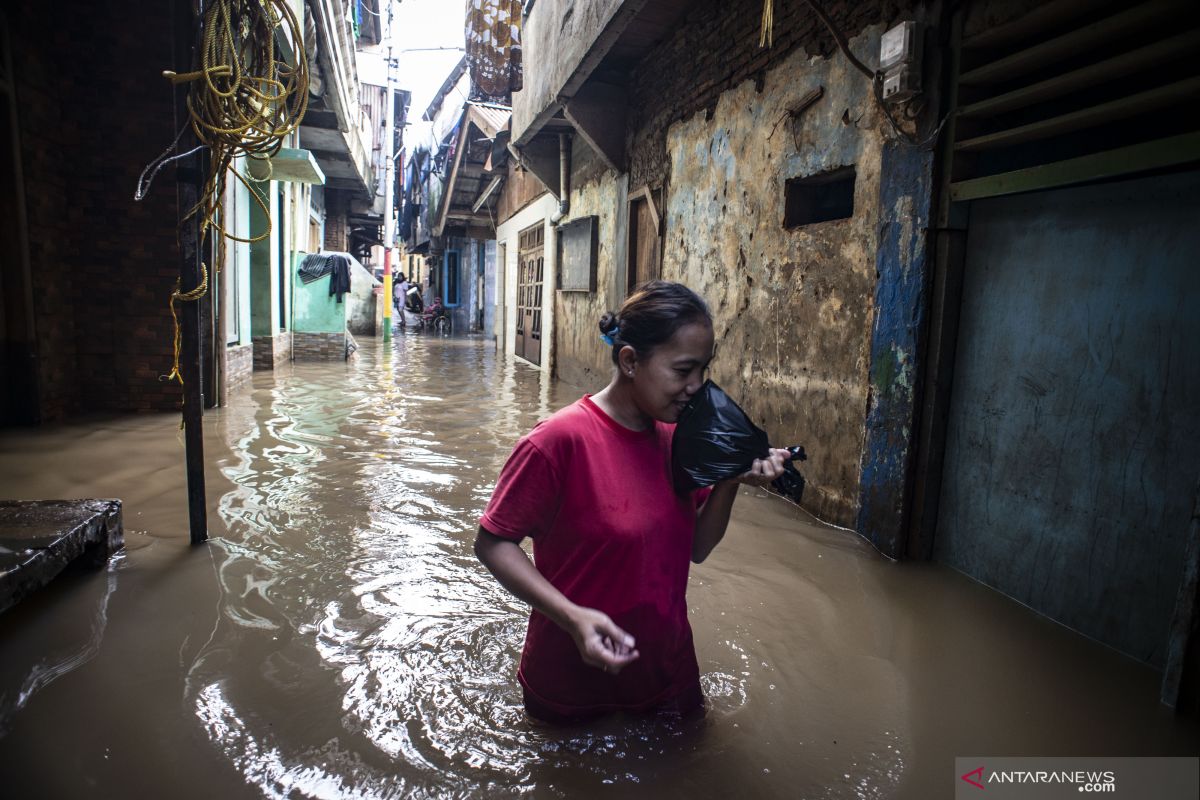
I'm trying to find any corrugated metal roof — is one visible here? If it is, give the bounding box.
[467,102,511,138]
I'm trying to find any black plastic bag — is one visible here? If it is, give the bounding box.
[671,380,806,497]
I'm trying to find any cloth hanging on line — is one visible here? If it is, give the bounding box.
[327,254,351,303]
[298,253,332,283]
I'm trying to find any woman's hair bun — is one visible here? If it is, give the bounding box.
[598,311,617,335]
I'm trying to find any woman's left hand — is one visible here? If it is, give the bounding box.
[734,448,790,487]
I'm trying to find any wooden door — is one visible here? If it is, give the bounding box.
[628,194,659,293]
[517,223,544,366]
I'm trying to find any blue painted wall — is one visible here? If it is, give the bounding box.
[856,140,936,558]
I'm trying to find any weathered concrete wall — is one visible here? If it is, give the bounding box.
[553,145,625,390]
[482,239,497,337]
[249,184,280,339]
[510,0,628,143]
[627,0,903,193]
[856,137,935,555]
[345,258,380,336]
[660,35,887,527]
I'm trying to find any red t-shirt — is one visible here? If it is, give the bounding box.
[480,395,710,719]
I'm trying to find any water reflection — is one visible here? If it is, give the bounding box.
[0,557,121,736]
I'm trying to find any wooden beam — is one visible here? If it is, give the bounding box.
[949,132,1200,202]
[956,77,1200,153]
[563,80,627,172]
[628,185,660,233]
[1162,477,1200,711]
[509,136,561,197]
[472,175,503,212]
[433,115,472,237]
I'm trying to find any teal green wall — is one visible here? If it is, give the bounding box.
[292,252,346,333]
[249,181,274,337]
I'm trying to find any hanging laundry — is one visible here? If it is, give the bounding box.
[328,254,352,303]
[298,253,332,284]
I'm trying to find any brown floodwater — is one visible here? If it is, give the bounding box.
[1,335,1197,799]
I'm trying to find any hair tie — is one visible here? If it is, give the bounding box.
[599,322,620,346]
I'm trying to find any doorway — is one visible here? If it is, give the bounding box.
[627,189,660,294]
[516,222,544,366]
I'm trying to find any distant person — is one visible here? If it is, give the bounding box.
[392,273,409,312]
[474,281,789,724]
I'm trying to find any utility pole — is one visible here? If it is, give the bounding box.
[381,2,396,342]
[172,0,208,544]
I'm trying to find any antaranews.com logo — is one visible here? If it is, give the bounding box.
[960,765,1115,792]
[954,757,1198,799]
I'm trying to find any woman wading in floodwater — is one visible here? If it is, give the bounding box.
[475,281,789,724]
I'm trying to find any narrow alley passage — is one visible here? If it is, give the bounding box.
[0,337,1196,799]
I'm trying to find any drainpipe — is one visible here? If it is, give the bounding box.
[550,133,571,223]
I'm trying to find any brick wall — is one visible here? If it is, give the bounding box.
[293,331,352,361]
[324,190,348,251]
[627,0,916,190]
[225,343,253,391]
[252,332,293,371]
[11,0,186,419]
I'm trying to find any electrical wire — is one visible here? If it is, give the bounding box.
[801,0,949,149]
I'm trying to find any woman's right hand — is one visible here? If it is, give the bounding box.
[568,606,640,674]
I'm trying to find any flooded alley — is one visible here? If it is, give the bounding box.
[1,336,1196,799]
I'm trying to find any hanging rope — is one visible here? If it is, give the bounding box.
[163,0,309,244]
[759,0,774,48]
[147,0,309,391]
[162,263,210,386]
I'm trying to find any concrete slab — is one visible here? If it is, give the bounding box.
[0,500,123,615]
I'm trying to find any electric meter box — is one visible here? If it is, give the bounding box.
[880,21,920,71]
[879,21,922,103]
[882,68,920,102]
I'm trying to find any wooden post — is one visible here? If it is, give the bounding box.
[1162,477,1200,711]
[173,0,208,545]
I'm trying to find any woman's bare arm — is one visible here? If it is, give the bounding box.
[474,529,640,672]
[691,449,790,563]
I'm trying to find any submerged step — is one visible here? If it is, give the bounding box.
[0,500,123,615]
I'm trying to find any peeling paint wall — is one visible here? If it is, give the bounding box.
[515,0,931,530]
[660,35,888,527]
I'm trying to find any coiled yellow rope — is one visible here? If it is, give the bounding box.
[159,0,309,390]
